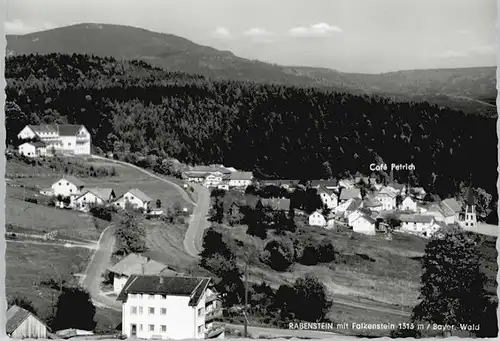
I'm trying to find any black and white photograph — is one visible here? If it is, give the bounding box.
[2,0,499,339]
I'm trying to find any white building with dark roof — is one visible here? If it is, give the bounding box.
[228,172,253,188]
[51,175,85,198]
[399,214,438,237]
[117,275,224,340]
[113,189,153,211]
[18,141,48,157]
[75,188,117,210]
[17,124,91,155]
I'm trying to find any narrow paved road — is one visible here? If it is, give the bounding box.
[222,323,340,339]
[80,225,121,311]
[183,183,211,258]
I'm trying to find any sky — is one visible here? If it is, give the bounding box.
[4,0,498,73]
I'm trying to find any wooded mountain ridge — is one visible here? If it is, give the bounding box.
[6,23,497,116]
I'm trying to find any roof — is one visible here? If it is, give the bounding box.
[108,253,174,277]
[117,275,211,306]
[376,187,398,198]
[77,188,115,202]
[6,305,47,334]
[399,214,434,223]
[388,182,405,190]
[346,198,363,212]
[363,196,382,207]
[188,165,232,174]
[126,188,152,203]
[259,198,291,211]
[28,124,58,134]
[438,202,456,217]
[229,172,253,181]
[441,198,462,213]
[58,124,84,136]
[21,141,47,148]
[354,214,377,224]
[340,188,361,201]
[56,175,85,188]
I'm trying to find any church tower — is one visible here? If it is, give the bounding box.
[463,187,477,228]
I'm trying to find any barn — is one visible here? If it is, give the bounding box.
[6,305,49,339]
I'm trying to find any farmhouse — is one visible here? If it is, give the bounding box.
[113,189,152,211]
[400,196,417,212]
[308,211,327,227]
[351,214,377,235]
[51,175,85,198]
[339,188,361,202]
[17,124,91,155]
[117,275,224,339]
[6,305,49,339]
[228,171,253,188]
[75,188,116,210]
[399,214,436,237]
[108,253,179,295]
[18,141,48,158]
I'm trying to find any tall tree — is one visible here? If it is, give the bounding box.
[412,227,489,336]
[114,211,147,255]
[51,287,96,332]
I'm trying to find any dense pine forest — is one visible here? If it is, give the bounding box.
[5,54,498,222]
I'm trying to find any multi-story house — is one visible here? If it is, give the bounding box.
[399,214,439,238]
[317,187,338,209]
[117,275,224,340]
[51,176,85,198]
[228,172,253,188]
[17,124,91,155]
[113,189,152,211]
[204,172,224,188]
[374,188,397,211]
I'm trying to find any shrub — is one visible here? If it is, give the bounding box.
[261,238,295,272]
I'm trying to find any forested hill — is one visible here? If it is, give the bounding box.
[6,23,497,116]
[5,53,498,209]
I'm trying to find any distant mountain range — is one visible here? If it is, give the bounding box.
[6,23,497,116]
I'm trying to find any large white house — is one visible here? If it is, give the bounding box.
[228,172,253,188]
[400,196,417,212]
[117,275,225,340]
[51,176,85,198]
[317,187,338,209]
[17,124,91,155]
[351,215,377,235]
[308,211,327,227]
[113,189,153,211]
[399,214,438,238]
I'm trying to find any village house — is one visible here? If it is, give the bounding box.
[400,196,417,212]
[374,188,397,211]
[399,214,438,238]
[351,214,377,235]
[440,198,462,224]
[228,172,253,188]
[108,253,180,295]
[344,198,363,219]
[308,211,327,227]
[334,198,354,215]
[113,189,153,211]
[18,141,48,158]
[117,275,224,340]
[48,176,86,207]
[204,172,225,188]
[17,124,92,155]
[75,188,116,210]
[339,188,362,202]
[410,187,427,200]
[6,305,49,339]
[317,187,338,209]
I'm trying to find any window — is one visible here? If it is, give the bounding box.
[139,324,143,331]
[68,142,71,146]
[160,308,166,315]
[139,306,143,315]
[149,294,155,299]
[130,306,137,315]
[198,325,204,334]
[149,307,155,315]
[67,182,69,186]
[149,325,155,332]
[161,325,167,332]
[198,308,204,317]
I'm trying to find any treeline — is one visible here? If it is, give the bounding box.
[5,53,497,222]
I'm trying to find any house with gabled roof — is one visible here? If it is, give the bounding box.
[75,187,116,210]
[374,187,398,211]
[50,175,85,199]
[399,214,436,237]
[6,305,49,339]
[317,187,338,209]
[17,124,91,155]
[113,189,153,211]
[308,211,327,227]
[18,141,48,158]
[363,196,383,212]
[351,214,377,235]
[117,275,224,339]
[108,253,180,294]
[400,196,417,212]
[344,198,363,218]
